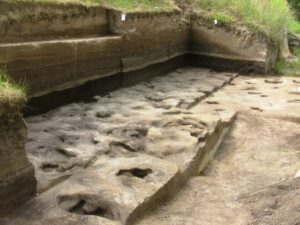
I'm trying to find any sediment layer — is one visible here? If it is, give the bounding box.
[0,105,36,216]
[0,3,279,106]
[2,68,236,225]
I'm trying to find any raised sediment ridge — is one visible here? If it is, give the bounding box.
[2,67,237,225]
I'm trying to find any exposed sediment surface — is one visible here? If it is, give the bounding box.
[2,67,300,225]
[135,74,300,225]
[0,1,297,224]
[2,67,236,225]
[0,102,36,216]
[24,67,238,193]
[136,113,300,225]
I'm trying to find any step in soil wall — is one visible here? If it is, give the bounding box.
[0,10,190,99]
[26,56,186,115]
[109,11,189,73]
[0,36,122,99]
[0,5,279,111]
[0,2,110,43]
[189,15,279,74]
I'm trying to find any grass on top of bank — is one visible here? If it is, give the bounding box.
[0,70,27,107]
[289,19,300,35]
[100,0,177,11]
[274,47,300,76]
[195,0,292,44]
[4,0,178,12]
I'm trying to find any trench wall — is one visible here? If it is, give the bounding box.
[0,8,191,100]
[0,3,281,216]
[109,11,189,77]
[0,104,36,216]
[0,4,279,103]
[0,2,110,43]
[189,15,279,73]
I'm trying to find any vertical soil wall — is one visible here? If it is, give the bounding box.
[109,10,190,84]
[0,4,280,100]
[189,15,279,73]
[0,2,110,43]
[0,104,36,216]
[0,5,190,99]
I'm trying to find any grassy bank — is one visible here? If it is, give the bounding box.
[4,0,178,11]
[274,51,300,76]
[96,0,177,11]
[194,0,292,44]
[288,0,300,20]
[288,19,300,34]
[0,70,26,108]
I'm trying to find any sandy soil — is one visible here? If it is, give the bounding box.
[136,113,300,225]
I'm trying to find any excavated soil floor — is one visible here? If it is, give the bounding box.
[135,73,300,225]
[2,67,300,225]
[136,114,300,225]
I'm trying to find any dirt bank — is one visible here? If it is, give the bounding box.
[0,1,109,43]
[0,98,36,216]
[0,1,279,107]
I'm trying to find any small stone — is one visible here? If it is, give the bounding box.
[59,198,80,211]
[248,91,262,95]
[293,80,300,84]
[251,107,263,112]
[265,79,282,84]
[295,170,300,179]
[82,202,98,214]
[55,147,77,158]
[96,111,112,118]
[289,87,300,95]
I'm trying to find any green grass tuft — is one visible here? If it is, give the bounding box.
[99,0,178,11]
[274,47,300,76]
[288,19,300,34]
[210,12,234,25]
[274,57,286,75]
[6,0,178,12]
[195,0,292,44]
[288,0,300,20]
[290,48,300,69]
[0,70,27,107]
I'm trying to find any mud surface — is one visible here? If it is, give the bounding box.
[136,114,300,225]
[1,68,237,225]
[25,67,236,193]
[3,67,300,225]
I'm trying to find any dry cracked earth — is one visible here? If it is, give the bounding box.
[2,67,300,225]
